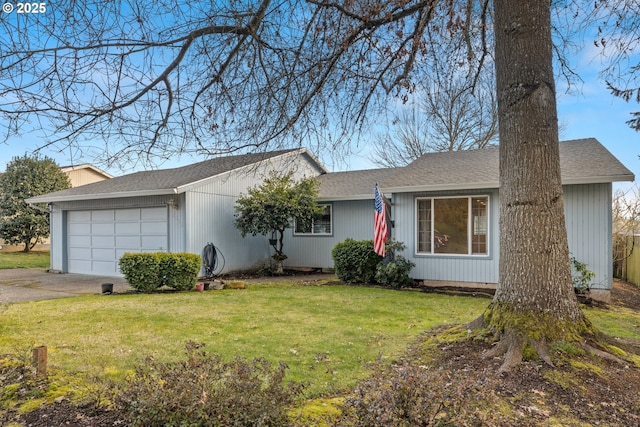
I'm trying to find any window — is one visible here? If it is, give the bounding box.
[295,204,332,235]
[415,196,488,255]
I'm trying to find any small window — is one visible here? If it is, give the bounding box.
[295,204,332,235]
[416,196,489,255]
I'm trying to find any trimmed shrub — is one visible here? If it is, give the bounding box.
[119,253,162,292]
[332,238,414,287]
[116,342,302,427]
[331,239,380,284]
[158,252,202,291]
[374,240,415,289]
[119,252,202,292]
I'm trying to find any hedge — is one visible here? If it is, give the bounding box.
[119,252,202,292]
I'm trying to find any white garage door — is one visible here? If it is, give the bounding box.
[67,207,168,275]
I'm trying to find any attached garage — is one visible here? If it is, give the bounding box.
[26,149,326,278]
[67,207,168,275]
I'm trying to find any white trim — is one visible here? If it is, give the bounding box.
[26,188,178,203]
[294,203,333,236]
[415,195,491,257]
[384,175,634,194]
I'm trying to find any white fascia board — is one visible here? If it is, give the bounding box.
[382,175,635,194]
[175,148,324,193]
[26,188,178,204]
[317,195,374,202]
[561,175,635,185]
[381,182,498,193]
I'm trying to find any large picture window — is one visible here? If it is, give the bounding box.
[295,204,332,235]
[416,196,488,255]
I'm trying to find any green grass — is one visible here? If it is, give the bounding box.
[0,251,50,269]
[583,305,640,340]
[1,281,638,399]
[0,282,487,396]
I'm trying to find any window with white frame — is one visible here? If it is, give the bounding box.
[295,204,332,235]
[416,196,488,255]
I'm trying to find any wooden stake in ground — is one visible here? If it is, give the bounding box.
[33,346,47,377]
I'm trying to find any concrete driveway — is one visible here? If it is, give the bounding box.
[0,269,130,303]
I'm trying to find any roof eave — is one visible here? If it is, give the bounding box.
[175,148,326,193]
[26,188,178,204]
[381,175,635,194]
[318,195,374,201]
[381,182,498,193]
[561,175,635,185]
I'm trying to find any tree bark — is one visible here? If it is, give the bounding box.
[485,0,590,370]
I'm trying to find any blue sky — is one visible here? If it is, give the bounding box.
[1,26,639,192]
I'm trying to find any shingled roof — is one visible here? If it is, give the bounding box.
[27,149,321,203]
[26,138,634,204]
[380,138,634,193]
[317,168,399,200]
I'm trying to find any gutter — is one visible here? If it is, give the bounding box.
[25,188,179,204]
[26,202,51,213]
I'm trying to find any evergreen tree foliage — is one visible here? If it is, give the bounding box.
[0,155,71,251]
[234,173,320,273]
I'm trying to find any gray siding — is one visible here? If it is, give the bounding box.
[563,183,612,290]
[289,184,614,291]
[184,151,325,273]
[285,199,374,268]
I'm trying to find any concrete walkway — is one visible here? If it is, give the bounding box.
[0,269,130,303]
[0,269,337,303]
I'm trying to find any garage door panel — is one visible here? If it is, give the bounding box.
[68,247,91,260]
[68,235,91,246]
[115,209,141,220]
[141,235,167,250]
[67,207,168,276]
[68,222,91,234]
[92,210,115,221]
[92,248,115,261]
[92,261,117,275]
[115,235,141,247]
[91,235,115,248]
[68,259,91,272]
[116,222,141,234]
[92,223,115,234]
[140,222,166,234]
[141,207,166,220]
[69,211,91,221]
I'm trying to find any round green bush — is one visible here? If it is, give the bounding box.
[331,239,380,284]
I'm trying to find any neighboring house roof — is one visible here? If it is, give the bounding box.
[1,164,111,185]
[317,168,400,200]
[381,138,635,193]
[60,164,113,179]
[27,149,325,203]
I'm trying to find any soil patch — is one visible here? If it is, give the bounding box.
[611,278,640,310]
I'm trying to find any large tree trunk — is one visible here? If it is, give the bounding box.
[484,0,591,371]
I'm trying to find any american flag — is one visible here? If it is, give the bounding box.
[374,183,388,257]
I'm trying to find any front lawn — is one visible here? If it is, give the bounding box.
[0,281,487,396]
[0,251,50,269]
[3,280,640,425]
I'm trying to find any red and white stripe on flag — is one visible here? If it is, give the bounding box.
[374,184,388,257]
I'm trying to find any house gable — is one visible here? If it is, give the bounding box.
[27,149,325,204]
